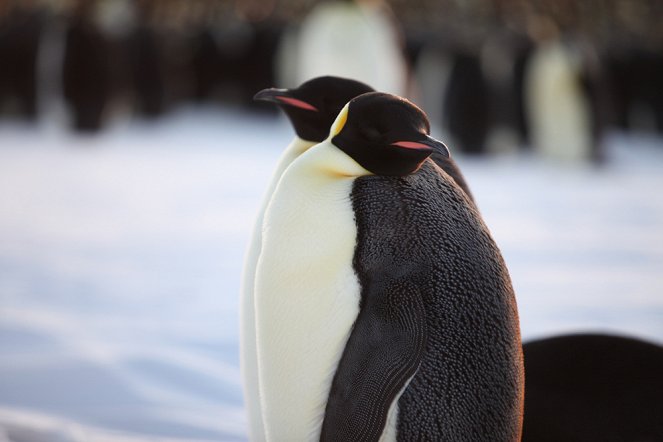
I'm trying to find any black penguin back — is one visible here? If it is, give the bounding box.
[523,334,663,442]
[430,149,475,204]
[350,161,523,441]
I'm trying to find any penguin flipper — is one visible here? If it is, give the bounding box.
[320,280,427,441]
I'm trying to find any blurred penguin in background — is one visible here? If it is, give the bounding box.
[294,0,408,97]
[191,17,222,104]
[62,0,111,131]
[481,20,534,153]
[443,44,491,155]
[413,42,453,137]
[0,0,43,120]
[128,0,165,118]
[524,15,605,163]
[605,45,663,136]
[522,334,663,442]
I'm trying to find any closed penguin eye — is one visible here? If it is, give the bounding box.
[321,97,333,112]
[360,126,387,141]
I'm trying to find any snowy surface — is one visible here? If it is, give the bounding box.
[0,108,662,441]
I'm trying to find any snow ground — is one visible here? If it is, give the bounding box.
[0,107,662,441]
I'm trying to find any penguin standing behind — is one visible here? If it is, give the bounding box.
[444,49,492,155]
[524,17,603,163]
[252,92,523,440]
[295,0,408,97]
[62,0,111,131]
[127,0,164,118]
[523,333,663,442]
[0,2,43,120]
[241,76,374,442]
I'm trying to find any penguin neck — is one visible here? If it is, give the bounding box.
[258,137,315,209]
[282,136,317,167]
[294,139,371,179]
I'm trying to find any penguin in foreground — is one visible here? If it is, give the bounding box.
[241,76,374,442]
[523,333,663,442]
[253,92,524,440]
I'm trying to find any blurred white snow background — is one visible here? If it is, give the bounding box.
[0,107,662,441]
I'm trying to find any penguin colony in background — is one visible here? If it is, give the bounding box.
[242,77,663,441]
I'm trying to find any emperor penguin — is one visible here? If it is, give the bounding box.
[241,76,374,442]
[254,92,524,440]
[524,18,602,162]
[62,0,111,131]
[295,0,408,97]
[523,333,663,442]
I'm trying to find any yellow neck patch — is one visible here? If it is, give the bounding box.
[330,104,349,137]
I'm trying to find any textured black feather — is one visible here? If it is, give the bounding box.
[322,161,524,441]
[430,149,475,204]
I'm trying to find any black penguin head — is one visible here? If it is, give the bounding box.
[253,76,374,142]
[331,92,449,176]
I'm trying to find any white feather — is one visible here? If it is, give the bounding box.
[254,112,371,439]
[240,136,315,442]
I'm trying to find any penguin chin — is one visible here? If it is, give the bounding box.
[331,138,431,177]
[361,160,427,177]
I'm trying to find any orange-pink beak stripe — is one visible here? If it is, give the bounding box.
[276,96,319,112]
[391,141,432,150]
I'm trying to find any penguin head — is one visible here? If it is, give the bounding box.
[331,92,449,176]
[253,76,374,142]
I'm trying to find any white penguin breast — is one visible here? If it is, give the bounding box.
[240,137,315,442]
[255,153,362,441]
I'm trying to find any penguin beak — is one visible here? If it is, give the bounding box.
[391,135,449,157]
[253,88,319,112]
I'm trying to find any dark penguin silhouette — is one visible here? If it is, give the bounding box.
[128,0,164,118]
[481,28,534,149]
[606,47,663,134]
[191,26,221,103]
[0,3,43,119]
[252,92,523,440]
[444,50,491,154]
[211,21,282,109]
[523,333,663,442]
[62,0,111,131]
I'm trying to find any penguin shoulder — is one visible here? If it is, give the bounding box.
[295,140,370,178]
[279,106,373,183]
[288,136,317,157]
